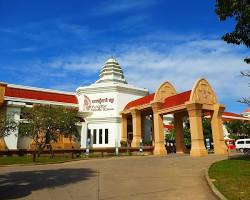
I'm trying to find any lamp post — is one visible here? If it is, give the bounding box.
[139,139,143,155]
[86,138,90,156]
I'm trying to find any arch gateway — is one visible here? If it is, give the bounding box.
[121,78,228,157]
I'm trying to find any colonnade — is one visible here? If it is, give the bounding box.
[120,79,228,157]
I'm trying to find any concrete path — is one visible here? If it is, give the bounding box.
[0,154,226,200]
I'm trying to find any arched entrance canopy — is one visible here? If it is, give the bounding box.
[121,78,227,157]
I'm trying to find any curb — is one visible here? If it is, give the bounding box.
[0,158,86,167]
[204,168,228,200]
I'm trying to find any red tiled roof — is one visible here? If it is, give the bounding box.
[161,90,191,109]
[124,90,192,111]
[205,111,249,121]
[5,87,78,104]
[164,124,174,131]
[223,112,242,118]
[242,108,250,113]
[124,93,155,110]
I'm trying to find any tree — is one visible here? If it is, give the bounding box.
[239,71,250,106]
[215,0,250,63]
[224,120,250,139]
[215,0,250,104]
[0,109,18,138]
[19,105,80,161]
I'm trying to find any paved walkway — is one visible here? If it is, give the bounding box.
[0,154,226,200]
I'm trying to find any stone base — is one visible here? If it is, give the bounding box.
[131,138,140,148]
[214,143,228,155]
[190,148,208,157]
[153,143,167,155]
[176,146,189,154]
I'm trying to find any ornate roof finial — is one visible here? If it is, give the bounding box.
[96,58,127,84]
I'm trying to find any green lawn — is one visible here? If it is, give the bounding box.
[0,155,81,165]
[209,156,250,200]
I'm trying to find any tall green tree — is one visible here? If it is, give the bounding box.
[19,105,80,161]
[215,0,250,104]
[215,0,250,63]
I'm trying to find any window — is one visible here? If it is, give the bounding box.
[105,129,108,144]
[93,129,97,144]
[246,141,250,144]
[99,129,102,144]
[87,129,91,139]
[237,141,244,144]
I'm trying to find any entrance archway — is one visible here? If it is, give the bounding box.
[121,78,227,157]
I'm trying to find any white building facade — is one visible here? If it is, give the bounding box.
[76,58,148,148]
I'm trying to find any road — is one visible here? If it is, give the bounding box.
[0,154,226,200]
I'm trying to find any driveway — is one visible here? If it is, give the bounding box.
[0,154,226,200]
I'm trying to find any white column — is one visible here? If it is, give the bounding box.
[80,122,87,148]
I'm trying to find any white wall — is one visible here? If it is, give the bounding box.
[87,122,120,147]
[4,107,21,149]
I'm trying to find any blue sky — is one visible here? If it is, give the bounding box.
[0,0,249,113]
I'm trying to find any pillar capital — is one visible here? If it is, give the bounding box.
[121,112,128,118]
[131,109,140,116]
[185,102,203,111]
[213,104,225,117]
[151,102,163,113]
[174,112,186,119]
[186,103,203,118]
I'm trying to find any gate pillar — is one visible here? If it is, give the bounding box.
[186,103,208,157]
[211,104,228,155]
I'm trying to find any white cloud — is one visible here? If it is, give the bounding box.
[91,0,156,16]
[4,32,248,108]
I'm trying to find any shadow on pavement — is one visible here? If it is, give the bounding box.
[0,168,96,199]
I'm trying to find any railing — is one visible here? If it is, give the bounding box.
[0,146,154,157]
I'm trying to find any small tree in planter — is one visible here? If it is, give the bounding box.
[19,105,80,161]
[0,110,18,138]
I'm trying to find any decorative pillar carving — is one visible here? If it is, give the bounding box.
[152,102,167,155]
[131,109,141,147]
[121,113,128,142]
[174,112,187,154]
[211,104,228,155]
[186,103,208,157]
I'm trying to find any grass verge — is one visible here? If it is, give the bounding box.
[0,155,81,165]
[209,156,250,200]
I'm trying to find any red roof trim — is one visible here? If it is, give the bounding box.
[242,108,250,113]
[5,87,78,104]
[124,90,191,111]
[223,112,242,118]
[124,93,155,110]
[161,90,191,109]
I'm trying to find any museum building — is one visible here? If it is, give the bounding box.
[0,58,249,156]
[0,58,148,150]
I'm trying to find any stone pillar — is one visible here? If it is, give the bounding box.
[152,103,167,155]
[211,104,228,155]
[131,109,141,147]
[174,112,186,154]
[0,137,7,150]
[186,103,208,157]
[121,114,128,142]
[0,82,7,106]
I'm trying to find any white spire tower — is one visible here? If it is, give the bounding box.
[96,57,127,84]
